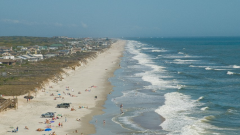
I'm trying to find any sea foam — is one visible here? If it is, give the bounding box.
[155,92,208,135]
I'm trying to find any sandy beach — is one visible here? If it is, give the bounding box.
[0,40,126,135]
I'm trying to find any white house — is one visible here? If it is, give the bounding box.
[2,55,15,59]
[17,54,40,62]
[33,54,43,60]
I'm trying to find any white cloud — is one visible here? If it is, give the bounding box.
[81,22,88,28]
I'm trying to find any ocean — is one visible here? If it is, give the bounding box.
[91,37,240,135]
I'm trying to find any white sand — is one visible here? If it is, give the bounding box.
[0,40,126,135]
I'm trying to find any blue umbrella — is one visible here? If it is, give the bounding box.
[58,94,61,95]
[50,121,55,123]
[45,128,52,131]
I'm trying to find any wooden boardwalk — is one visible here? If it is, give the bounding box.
[0,97,18,112]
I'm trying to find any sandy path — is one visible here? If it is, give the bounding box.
[0,40,126,135]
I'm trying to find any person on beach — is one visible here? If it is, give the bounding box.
[103,120,106,125]
[65,117,67,122]
[58,122,61,127]
[16,126,18,132]
[61,123,63,127]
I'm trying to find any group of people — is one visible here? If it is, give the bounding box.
[12,126,18,132]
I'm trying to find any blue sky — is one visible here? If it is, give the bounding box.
[1,0,240,38]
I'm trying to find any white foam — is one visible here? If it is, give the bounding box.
[177,84,186,90]
[227,71,234,75]
[205,67,212,70]
[152,49,167,52]
[115,91,160,104]
[191,65,233,71]
[142,47,154,50]
[163,55,202,59]
[197,96,204,101]
[155,92,210,135]
[126,40,176,90]
[200,107,209,111]
[232,65,240,68]
[118,116,143,130]
[172,59,200,65]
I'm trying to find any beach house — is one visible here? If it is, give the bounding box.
[49,44,65,50]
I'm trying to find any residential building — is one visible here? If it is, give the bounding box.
[0,59,16,65]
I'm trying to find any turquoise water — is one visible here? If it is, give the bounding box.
[91,37,240,135]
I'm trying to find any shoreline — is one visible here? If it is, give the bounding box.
[72,40,125,134]
[0,40,126,135]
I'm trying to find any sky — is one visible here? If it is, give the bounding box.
[1,0,240,38]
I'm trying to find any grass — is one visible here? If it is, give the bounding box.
[0,51,99,96]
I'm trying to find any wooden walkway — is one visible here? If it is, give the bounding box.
[0,97,18,112]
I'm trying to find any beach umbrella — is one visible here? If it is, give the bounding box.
[58,94,61,95]
[50,121,55,123]
[45,128,52,131]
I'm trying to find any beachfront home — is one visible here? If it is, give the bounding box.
[1,52,13,56]
[71,48,82,54]
[58,50,70,56]
[44,54,58,58]
[39,46,48,50]
[49,44,65,50]
[17,54,40,62]
[21,47,28,51]
[0,47,12,52]
[33,54,43,60]
[2,55,15,59]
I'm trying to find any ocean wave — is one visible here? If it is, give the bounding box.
[232,65,240,68]
[200,107,209,111]
[177,84,186,90]
[163,55,202,59]
[202,115,216,122]
[197,96,204,101]
[115,91,160,104]
[190,65,233,71]
[226,109,238,114]
[155,92,210,135]
[189,65,207,68]
[152,49,167,52]
[126,40,176,90]
[227,71,235,75]
[171,59,200,65]
[142,47,154,50]
[205,67,212,70]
